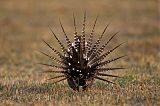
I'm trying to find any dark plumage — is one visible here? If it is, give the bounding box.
[40,13,126,91]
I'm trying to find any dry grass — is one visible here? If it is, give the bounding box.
[0,0,159,105]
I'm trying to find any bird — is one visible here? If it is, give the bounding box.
[39,12,126,91]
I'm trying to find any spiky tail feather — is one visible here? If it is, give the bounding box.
[39,13,126,91]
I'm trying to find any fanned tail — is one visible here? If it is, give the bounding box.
[88,23,110,61]
[86,15,98,58]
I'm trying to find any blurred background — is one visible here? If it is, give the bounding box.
[0,0,159,105]
[0,0,159,82]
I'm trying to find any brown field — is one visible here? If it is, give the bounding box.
[0,0,159,105]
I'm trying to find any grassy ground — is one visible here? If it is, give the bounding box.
[0,0,159,105]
